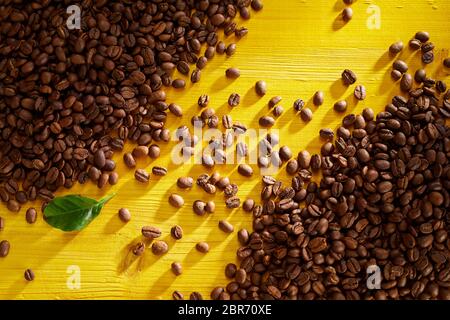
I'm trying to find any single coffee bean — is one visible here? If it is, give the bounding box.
[226,68,241,79]
[196,242,210,253]
[172,291,184,300]
[298,150,312,169]
[300,108,313,122]
[109,172,119,185]
[7,200,20,212]
[238,164,253,177]
[414,69,426,83]
[334,100,348,112]
[191,69,201,83]
[225,196,241,209]
[242,199,255,212]
[25,208,37,224]
[133,146,149,158]
[134,169,150,183]
[94,149,106,169]
[226,43,236,56]
[272,105,284,117]
[152,240,169,255]
[205,201,216,214]
[268,96,282,108]
[169,103,183,117]
[444,58,450,68]
[313,91,324,106]
[389,41,404,55]
[279,146,292,161]
[393,60,408,73]
[320,128,335,141]
[293,98,305,111]
[132,242,145,256]
[169,194,184,208]
[225,263,237,278]
[152,166,168,176]
[0,240,10,257]
[177,177,193,189]
[196,56,208,70]
[219,220,234,233]
[222,115,233,129]
[286,159,299,175]
[342,69,357,85]
[118,208,131,223]
[193,200,207,216]
[237,229,250,245]
[228,93,241,107]
[177,61,190,75]
[190,292,203,300]
[255,80,267,96]
[24,268,35,281]
[342,8,353,22]
[391,69,403,81]
[421,42,435,53]
[354,85,366,100]
[415,31,430,43]
[216,41,226,54]
[400,73,413,92]
[251,0,264,11]
[198,94,210,108]
[142,226,162,239]
[422,51,434,64]
[171,225,183,240]
[148,145,161,159]
[171,262,182,276]
[123,153,136,168]
[409,38,422,50]
[172,79,186,89]
[205,46,215,59]
[259,116,275,127]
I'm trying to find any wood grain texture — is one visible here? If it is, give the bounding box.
[0,0,449,300]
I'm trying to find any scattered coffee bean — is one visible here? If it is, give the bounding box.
[268,96,282,108]
[0,240,10,257]
[177,177,193,189]
[191,69,201,83]
[313,91,324,106]
[152,240,169,255]
[334,100,348,112]
[132,146,149,158]
[409,38,422,50]
[172,291,184,300]
[422,51,434,64]
[393,60,408,73]
[218,220,234,233]
[414,69,427,83]
[226,43,237,56]
[342,7,353,22]
[190,292,203,300]
[148,145,161,159]
[354,85,366,100]
[171,262,183,276]
[251,0,264,11]
[300,108,313,122]
[225,196,241,209]
[171,225,183,240]
[400,73,413,92]
[196,242,210,253]
[196,56,208,70]
[293,99,305,111]
[198,94,210,108]
[238,164,253,177]
[255,80,267,96]
[132,242,145,256]
[272,105,284,117]
[279,146,292,161]
[391,69,403,81]
[24,269,35,281]
[169,194,184,208]
[152,166,167,177]
[342,69,357,85]
[193,200,207,216]
[389,41,404,55]
[415,31,430,43]
[286,159,299,175]
[242,199,255,212]
[172,79,186,89]
[259,116,275,127]
[118,208,131,223]
[226,68,241,79]
[237,229,250,245]
[228,93,241,107]
[25,208,37,224]
[134,169,150,183]
[319,128,335,141]
[444,58,450,68]
[141,226,162,239]
[297,150,311,169]
[216,41,226,54]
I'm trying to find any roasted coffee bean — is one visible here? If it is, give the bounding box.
[169,194,184,208]
[422,51,434,64]
[196,242,210,253]
[342,69,357,85]
[415,31,430,43]
[177,177,193,189]
[391,69,403,81]
[0,240,10,257]
[238,164,253,177]
[300,108,313,122]
[238,229,250,245]
[142,226,162,239]
[444,58,450,68]
[123,153,136,168]
[259,116,275,127]
[152,166,168,176]
[409,38,422,50]
[393,60,408,73]
[134,169,150,183]
[400,73,413,92]
[25,208,37,224]
[216,41,226,54]
[24,268,35,281]
[219,220,234,233]
[242,199,255,212]
[342,7,353,22]
[226,68,241,79]
[268,96,282,108]
[225,197,241,209]
[226,43,237,56]
[279,146,292,161]
[293,99,305,111]
[171,225,183,240]
[252,0,264,11]
[320,128,335,141]
[118,208,131,223]
[169,103,183,117]
[272,105,284,117]
[152,240,169,255]
[191,69,201,83]
[196,56,208,70]
[193,200,207,216]
[205,201,216,214]
[148,145,161,159]
[415,69,427,83]
[228,93,241,107]
[255,80,267,96]
[172,79,186,89]
[334,100,348,112]
[171,262,183,276]
[172,291,184,300]
[298,150,311,169]
[354,85,366,100]
[190,292,203,300]
[389,41,404,55]
[225,263,237,278]
[313,91,324,106]
[198,94,210,108]
[132,242,145,256]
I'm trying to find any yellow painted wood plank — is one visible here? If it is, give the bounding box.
[0,0,449,299]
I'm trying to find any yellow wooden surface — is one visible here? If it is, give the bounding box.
[0,0,449,300]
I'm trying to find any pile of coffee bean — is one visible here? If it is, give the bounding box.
[0,0,259,213]
[212,42,450,300]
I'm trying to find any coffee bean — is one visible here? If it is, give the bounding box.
[238,164,253,177]
[409,38,422,50]
[268,96,282,108]
[334,100,348,112]
[226,68,241,79]
[196,56,208,70]
[313,91,324,106]
[242,199,255,212]
[391,69,403,81]
[393,60,408,73]
[389,41,404,55]
[205,47,215,59]
[279,146,292,161]
[0,240,10,257]
[259,116,275,127]
[228,93,241,107]
[171,262,182,276]
[255,80,267,96]
[109,172,119,185]
[414,69,426,83]
[152,240,168,255]
[142,226,161,239]
[415,31,430,43]
[118,208,131,223]
[225,197,241,209]
[169,194,184,208]
[172,291,184,300]
[219,220,234,233]
[24,268,35,281]
[190,292,203,300]
[444,58,450,68]
[177,177,193,189]
[342,69,357,85]
[193,200,207,216]
[237,229,250,245]
[320,128,334,141]
[293,99,305,111]
[226,43,237,56]
[196,242,210,253]
[177,61,190,75]
[25,208,37,224]
[132,242,145,256]
[298,150,311,169]
[300,108,313,122]
[134,169,150,183]
[251,0,264,10]
[272,106,284,117]
[198,94,210,108]
[343,0,355,4]
[171,225,183,240]
[422,51,434,64]
[354,85,366,100]
[216,41,226,54]
[7,200,20,212]
[123,153,136,168]
[205,201,216,213]
[191,69,201,83]
[152,166,168,176]
[400,73,413,92]
[172,79,186,89]
[342,8,353,22]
